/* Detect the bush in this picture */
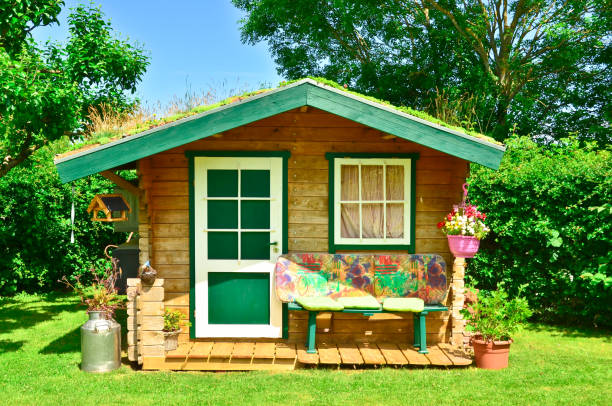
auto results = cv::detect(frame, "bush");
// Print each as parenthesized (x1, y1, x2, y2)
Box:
(461, 283, 532, 342)
(467, 136, 612, 328)
(0, 142, 124, 295)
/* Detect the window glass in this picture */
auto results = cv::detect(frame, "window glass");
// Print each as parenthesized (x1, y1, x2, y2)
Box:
(341, 165, 359, 200)
(334, 158, 411, 246)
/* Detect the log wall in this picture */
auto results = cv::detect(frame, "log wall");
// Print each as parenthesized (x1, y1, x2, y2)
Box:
(136, 107, 468, 344)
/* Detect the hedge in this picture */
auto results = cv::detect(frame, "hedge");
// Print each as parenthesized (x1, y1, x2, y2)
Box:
(467, 136, 612, 328)
(0, 143, 122, 295)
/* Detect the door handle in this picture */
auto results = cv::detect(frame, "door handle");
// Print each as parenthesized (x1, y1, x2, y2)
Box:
(268, 242, 278, 246)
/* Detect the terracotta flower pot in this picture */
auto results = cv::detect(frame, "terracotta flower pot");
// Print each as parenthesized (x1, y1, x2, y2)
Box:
(471, 336, 512, 370)
(447, 235, 480, 258)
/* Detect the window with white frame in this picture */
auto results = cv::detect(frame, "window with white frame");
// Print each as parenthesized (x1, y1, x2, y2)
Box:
(331, 157, 413, 248)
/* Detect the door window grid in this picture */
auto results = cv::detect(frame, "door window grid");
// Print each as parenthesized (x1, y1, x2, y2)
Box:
(335, 158, 410, 244)
(205, 168, 272, 260)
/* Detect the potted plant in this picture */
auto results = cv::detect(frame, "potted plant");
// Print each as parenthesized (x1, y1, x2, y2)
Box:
(163, 309, 183, 351)
(461, 283, 532, 369)
(60, 257, 125, 372)
(438, 204, 490, 257)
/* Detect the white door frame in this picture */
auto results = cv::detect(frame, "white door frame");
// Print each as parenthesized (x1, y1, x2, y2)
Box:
(193, 156, 283, 338)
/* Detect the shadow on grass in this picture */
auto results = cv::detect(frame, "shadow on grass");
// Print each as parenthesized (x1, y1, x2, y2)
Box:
(526, 323, 612, 343)
(39, 308, 128, 355)
(0, 339, 25, 352)
(40, 326, 81, 354)
(0, 293, 82, 336)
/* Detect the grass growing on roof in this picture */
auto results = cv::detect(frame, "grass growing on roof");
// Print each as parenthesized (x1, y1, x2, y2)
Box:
(60, 77, 501, 158)
(1, 293, 611, 405)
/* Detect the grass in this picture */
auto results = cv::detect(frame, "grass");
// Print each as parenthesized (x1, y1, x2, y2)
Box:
(1, 293, 611, 406)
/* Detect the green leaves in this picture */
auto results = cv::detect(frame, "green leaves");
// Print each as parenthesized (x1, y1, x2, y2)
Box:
(461, 283, 532, 342)
(547, 230, 563, 248)
(0, 143, 119, 295)
(0, 2, 149, 178)
(467, 136, 612, 328)
(233, 0, 611, 143)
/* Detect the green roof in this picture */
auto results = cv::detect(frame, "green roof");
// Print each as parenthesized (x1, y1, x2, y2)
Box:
(54, 78, 505, 182)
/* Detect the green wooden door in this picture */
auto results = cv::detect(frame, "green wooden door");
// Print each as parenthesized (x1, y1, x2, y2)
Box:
(193, 157, 283, 338)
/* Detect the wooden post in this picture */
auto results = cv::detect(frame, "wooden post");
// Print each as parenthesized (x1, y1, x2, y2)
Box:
(450, 257, 467, 347)
(126, 277, 165, 365)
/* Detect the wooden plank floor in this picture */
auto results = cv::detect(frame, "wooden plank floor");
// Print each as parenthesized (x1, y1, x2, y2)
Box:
(143, 341, 472, 371)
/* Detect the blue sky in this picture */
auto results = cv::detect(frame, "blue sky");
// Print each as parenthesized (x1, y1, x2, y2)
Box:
(33, 1, 283, 106)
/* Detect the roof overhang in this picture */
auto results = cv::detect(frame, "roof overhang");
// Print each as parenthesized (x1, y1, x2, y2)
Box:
(55, 78, 505, 183)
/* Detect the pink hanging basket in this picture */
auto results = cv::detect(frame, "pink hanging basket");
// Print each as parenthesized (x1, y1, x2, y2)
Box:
(447, 235, 480, 258)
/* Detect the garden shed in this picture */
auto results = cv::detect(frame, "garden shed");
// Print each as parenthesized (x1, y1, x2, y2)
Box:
(55, 78, 505, 370)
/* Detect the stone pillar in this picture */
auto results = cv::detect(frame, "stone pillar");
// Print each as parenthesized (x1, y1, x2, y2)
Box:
(450, 257, 467, 346)
(126, 278, 165, 365)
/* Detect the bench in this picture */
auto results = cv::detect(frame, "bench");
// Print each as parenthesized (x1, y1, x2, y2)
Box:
(274, 253, 449, 354)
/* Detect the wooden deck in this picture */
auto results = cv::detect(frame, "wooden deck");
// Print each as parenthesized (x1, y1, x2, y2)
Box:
(142, 341, 472, 371)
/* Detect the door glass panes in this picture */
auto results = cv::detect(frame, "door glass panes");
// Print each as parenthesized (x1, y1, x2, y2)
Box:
(206, 169, 272, 260)
(207, 200, 238, 229)
(241, 200, 270, 229)
(208, 170, 238, 197)
(208, 232, 238, 259)
(241, 232, 270, 260)
(241, 170, 270, 197)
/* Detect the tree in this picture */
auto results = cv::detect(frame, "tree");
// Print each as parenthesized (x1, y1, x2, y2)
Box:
(0, 1, 149, 178)
(233, 0, 611, 142)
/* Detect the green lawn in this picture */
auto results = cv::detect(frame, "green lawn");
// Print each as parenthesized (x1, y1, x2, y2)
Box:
(1, 293, 611, 406)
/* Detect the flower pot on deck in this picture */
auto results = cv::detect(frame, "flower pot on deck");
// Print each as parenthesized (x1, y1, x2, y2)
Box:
(163, 330, 180, 351)
(447, 235, 480, 258)
(471, 336, 512, 370)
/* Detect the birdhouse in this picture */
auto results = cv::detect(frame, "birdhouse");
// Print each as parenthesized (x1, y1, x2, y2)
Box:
(87, 194, 131, 222)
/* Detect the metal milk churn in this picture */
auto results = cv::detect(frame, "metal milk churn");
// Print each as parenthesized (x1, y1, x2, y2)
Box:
(81, 311, 121, 372)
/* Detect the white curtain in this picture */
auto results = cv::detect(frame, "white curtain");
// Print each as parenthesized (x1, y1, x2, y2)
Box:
(386, 166, 404, 238)
(340, 164, 405, 239)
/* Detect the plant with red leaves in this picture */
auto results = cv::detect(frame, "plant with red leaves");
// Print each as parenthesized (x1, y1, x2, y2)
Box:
(60, 257, 124, 318)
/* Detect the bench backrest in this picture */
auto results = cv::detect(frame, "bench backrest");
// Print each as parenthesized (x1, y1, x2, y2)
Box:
(274, 253, 447, 305)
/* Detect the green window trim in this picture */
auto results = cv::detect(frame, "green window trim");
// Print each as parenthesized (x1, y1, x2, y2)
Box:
(325, 152, 419, 254)
(187, 150, 291, 339)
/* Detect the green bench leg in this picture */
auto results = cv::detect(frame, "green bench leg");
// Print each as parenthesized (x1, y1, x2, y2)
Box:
(418, 311, 429, 354)
(306, 311, 317, 354)
(413, 313, 420, 348)
(282, 303, 289, 340)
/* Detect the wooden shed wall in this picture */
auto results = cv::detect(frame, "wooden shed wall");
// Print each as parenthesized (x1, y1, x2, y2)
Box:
(137, 107, 467, 344)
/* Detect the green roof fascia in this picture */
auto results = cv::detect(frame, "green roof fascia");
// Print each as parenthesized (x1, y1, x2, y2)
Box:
(304, 83, 505, 169)
(55, 78, 505, 183)
(55, 83, 308, 183)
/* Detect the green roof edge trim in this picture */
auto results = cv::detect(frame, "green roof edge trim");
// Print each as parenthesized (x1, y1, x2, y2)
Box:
(55, 78, 505, 183)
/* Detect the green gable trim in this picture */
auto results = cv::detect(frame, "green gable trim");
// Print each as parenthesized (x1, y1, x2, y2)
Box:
(57, 86, 307, 183)
(325, 152, 419, 254)
(187, 151, 290, 339)
(55, 79, 504, 183)
(309, 85, 503, 170)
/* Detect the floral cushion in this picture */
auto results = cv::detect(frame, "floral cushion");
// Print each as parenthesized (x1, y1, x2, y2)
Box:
(382, 297, 425, 312)
(295, 296, 344, 311)
(275, 253, 447, 305)
(336, 296, 381, 309)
